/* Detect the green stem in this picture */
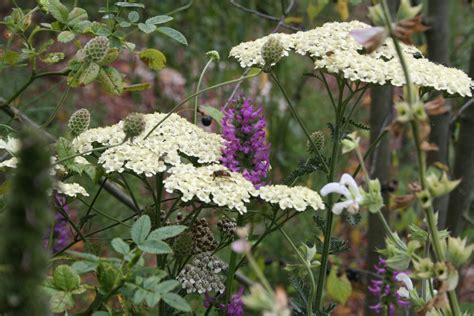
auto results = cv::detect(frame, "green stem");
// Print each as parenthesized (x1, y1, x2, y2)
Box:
(144, 70, 262, 139)
(222, 215, 244, 314)
(270, 70, 329, 173)
(194, 59, 213, 124)
(280, 228, 316, 316)
(54, 141, 125, 165)
(380, 2, 461, 315)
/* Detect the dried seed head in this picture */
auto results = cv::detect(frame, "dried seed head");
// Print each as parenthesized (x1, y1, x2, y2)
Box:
(68, 109, 91, 136)
(123, 113, 145, 139)
(84, 36, 110, 63)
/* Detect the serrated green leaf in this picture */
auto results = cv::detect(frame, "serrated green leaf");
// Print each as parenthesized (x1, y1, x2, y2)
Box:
(53, 265, 81, 292)
(111, 238, 130, 255)
(138, 48, 166, 70)
(157, 27, 187, 45)
(44, 288, 75, 313)
(97, 262, 121, 293)
(138, 239, 172, 254)
(115, 2, 145, 8)
(72, 260, 98, 274)
(1, 50, 21, 65)
(46, 0, 69, 24)
(200, 105, 223, 126)
(97, 66, 123, 95)
(138, 22, 156, 34)
(162, 292, 191, 312)
(131, 215, 151, 245)
(154, 280, 179, 293)
(79, 62, 100, 85)
(326, 269, 352, 305)
(99, 48, 120, 66)
(57, 31, 75, 43)
(67, 7, 88, 26)
(148, 225, 187, 240)
(145, 292, 161, 307)
(145, 15, 173, 25)
(133, 288, 147, 304)
(128, 11, 139, 23)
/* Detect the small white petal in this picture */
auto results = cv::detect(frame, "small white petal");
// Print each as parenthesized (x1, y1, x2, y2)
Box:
(321, 182, 351, 198)
(395, 273, 413, 290)
(397, 287, 410, 299)
(332, 200, 354, 215)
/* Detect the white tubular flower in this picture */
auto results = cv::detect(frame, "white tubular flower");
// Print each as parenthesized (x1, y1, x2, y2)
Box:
(320, 173, 362, 215)
(395, 272, 413, 299)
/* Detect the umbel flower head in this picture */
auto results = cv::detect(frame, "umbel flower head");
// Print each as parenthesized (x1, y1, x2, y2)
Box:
(230, 21, 473, 97)
(221, 97, 271, 188)
(177, 252, 226, 294)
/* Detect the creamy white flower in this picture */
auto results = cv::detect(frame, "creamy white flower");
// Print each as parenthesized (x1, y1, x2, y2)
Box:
(395, 272, 413, 299)
(164, 164, 256, 214)
(54, 181, 89, 197)
(0, 157, 18, 169)
(255, 185, 324, 212)
(0, 136, 20, 154)
(73, 112, 224, 177)
(230, 21, 473, 97)
(320, 173, 362, 215)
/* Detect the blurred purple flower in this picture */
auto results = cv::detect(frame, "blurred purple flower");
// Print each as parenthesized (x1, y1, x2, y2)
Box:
(221, 97, 271, 188)
(43, 194, 72, 252)
(220, 287, 245, 316)
(368, 256, 410, 315)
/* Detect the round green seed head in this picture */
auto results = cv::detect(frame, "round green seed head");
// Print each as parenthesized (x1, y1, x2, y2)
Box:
(84, 36, 110, 63)
(123, 113, 146, 139)
(261, 37, 284, 69)
(68, 108, 91, 136)
(173, 232, 193, 257)
(307, 130, 325, 154)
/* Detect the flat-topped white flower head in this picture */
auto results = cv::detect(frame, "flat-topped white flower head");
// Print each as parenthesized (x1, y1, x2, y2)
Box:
(72, 112, 225, 177)
(321, 173, 362, 215)
(230, 21, 473, 96)
(55, 181, 89, 197)
(164, 164, 257, 214)
(256, 185, 324, 212)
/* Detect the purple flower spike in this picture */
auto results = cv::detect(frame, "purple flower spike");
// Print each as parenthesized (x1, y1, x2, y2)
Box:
(43, 194, 72, 252)
(221, 97, 271, 188)
(220, 287, 245, 316)
(368, 256, 411, 315)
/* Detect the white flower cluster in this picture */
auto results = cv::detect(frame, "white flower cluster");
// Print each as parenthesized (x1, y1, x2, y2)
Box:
(55, 181, 89, 197)
(257, 184, 325, 212)
(164, 164, 325, 214)
(164, 164, 257, 214)
(73, 112, 224, 177)
(0, 137, 89, 197)
(230, 21, 473, 96)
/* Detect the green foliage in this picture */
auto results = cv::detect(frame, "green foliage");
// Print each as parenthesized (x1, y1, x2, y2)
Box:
(44, 216, 190, 313)
(326, 268, 352, 305)
(139, 48, 167, 70)
(0, 129, 52, 314)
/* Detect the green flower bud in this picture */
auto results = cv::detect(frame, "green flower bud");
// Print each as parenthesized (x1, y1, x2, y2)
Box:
(206, 50, 220, 61)
(446, 236, 473, 268)
(397, 0, 423, 21)
(360, 179, 384, 213)
(367, 4, 385, 26)
(341, 132, 360, 154)
(426, 171, 461, 198)
(416, 189, 431, 208)
(307, 131, 325, 155)
(413, 258, 434, 279)
(173, 232, 193, 257)
(395, 101, 412, 123)
(84, 36, 110, 63)
(68, 108, 91, 136)
(412, 100, 427, 122)
(261, 36, 284, 71)
(123, 113, 145, 139)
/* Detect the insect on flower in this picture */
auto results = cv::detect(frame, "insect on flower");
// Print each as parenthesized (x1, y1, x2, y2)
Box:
(212, 169, 232, 179)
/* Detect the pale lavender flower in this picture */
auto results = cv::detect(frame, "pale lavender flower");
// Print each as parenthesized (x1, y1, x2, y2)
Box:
(221, 97, 271, 188)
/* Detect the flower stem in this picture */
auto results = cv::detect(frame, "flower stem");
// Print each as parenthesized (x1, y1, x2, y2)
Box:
(280, 228, 315, 315)
(144, 70, 262, 139)
(222, 215, 244, 315)
(380, 1, 461, 315)
(194, 59, 213, 124)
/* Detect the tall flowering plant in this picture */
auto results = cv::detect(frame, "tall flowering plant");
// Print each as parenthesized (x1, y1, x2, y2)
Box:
(221, 97, 271, 188)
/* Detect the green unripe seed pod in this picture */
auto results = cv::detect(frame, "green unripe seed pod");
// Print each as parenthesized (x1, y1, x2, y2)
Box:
(68, 108, 91, 136)
(84, 36, 110, 63)
(123, 113, 145, 139)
